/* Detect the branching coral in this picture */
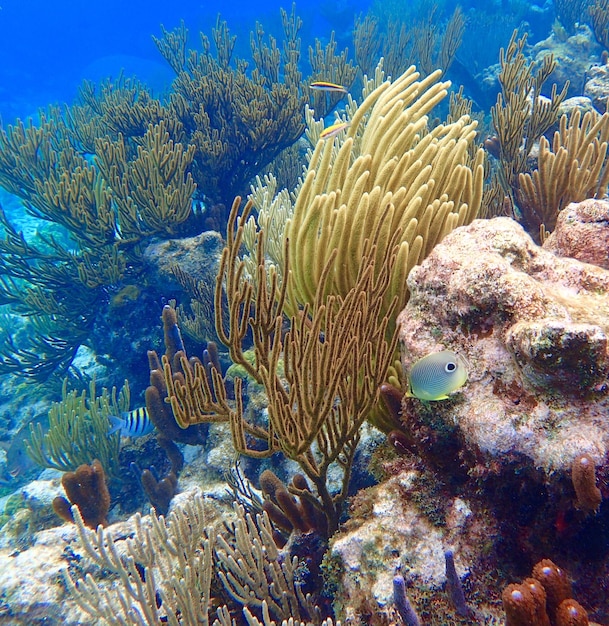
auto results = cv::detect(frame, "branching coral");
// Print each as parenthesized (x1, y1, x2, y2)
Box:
(517, 110, 609, 236)
(353, 6, 465, 80)
(66, 495, 328, 625)
(162, 196, 399, 535)
(0, 101, 194, 380)
(490, 30, 569, 226)
(25, 378, 124, 479)
(308, 32, 358, 114)
(554, 0, 594, 34)
(353, 14, 381, 79)
(0, 113, 125, 380)
(589, 0, 609, 49)
(216, 504, 318, 623)
(66, 495, 216, 625)
(0, 10, 355, 382)
(285, 64, 484, 326)
(169, 266, 222, 345)
(157, 10, 355, 217)
(94, 120, 196, 239)
(77, 76, 174, 141)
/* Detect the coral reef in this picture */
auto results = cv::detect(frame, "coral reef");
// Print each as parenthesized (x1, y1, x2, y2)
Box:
(326, 215, 609, 623)
(0, 105, 197, 381)
(66, 491, 218, 624)
(5, 8, 609, 626)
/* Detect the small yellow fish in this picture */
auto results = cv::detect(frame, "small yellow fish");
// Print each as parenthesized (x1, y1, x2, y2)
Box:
(407, 350, 468, 401)
(309, 81, 348, 93)
(320, 121, 350, 140)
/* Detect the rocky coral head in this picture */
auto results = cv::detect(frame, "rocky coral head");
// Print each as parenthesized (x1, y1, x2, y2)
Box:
(398, 216, 609, 472)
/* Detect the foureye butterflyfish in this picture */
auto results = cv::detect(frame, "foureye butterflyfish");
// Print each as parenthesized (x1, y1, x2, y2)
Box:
(407, 350, 468, 401)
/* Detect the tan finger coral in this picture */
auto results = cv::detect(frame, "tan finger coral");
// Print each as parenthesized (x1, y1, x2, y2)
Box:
(285, 65, 485, 324)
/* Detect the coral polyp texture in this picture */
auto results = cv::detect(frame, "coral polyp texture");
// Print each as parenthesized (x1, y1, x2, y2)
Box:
(398, 214, 609, 472)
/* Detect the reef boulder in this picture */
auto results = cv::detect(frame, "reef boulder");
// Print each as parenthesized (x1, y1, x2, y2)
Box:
(398, 216, 609, 472)
(543, 198, 609, 269)
(584, 62, 609, 114)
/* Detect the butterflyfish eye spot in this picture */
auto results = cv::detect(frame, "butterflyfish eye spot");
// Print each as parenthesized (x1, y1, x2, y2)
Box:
(445, 361, 457, 372)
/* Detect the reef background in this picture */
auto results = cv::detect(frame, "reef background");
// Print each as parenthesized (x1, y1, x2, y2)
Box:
(1, 0, 609, 624)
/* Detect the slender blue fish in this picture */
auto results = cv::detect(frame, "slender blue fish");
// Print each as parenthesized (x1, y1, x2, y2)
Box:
(309, 81, 348, 93)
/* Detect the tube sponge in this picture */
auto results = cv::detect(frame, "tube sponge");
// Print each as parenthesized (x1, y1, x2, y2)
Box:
(502, 583, 546, 626)
(571, 453, 602, 513)
(555, 599, 589, 626)
(531, 559, 572, 623)
(52, 459, 110, 529)
(444, 549, 471, 617)
(393, 573, 421, 626)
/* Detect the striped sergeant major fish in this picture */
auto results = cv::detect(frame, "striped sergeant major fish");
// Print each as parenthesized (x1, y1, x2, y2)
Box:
(108, 407, 154, 438)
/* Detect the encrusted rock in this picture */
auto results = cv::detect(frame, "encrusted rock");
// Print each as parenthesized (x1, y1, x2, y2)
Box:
(584, 62, 609, 113)
(0, 522, 92, 625)
(143, 230, 224, 288)
(557, 95, 599, 120)
(0, 486, 229, 624)
(543, 198, 609, 269)
(506, 321, 608, 389)
(398, 217, 609, 471)
(328, 469, 477, 622)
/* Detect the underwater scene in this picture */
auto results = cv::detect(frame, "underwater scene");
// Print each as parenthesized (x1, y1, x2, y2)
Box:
(1, 0, 609, 623)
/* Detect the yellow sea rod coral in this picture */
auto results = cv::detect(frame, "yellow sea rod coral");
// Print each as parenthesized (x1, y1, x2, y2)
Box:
(285, 65, 485, 319)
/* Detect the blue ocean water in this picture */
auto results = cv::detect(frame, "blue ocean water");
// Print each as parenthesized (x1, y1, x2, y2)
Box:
(0, 0, 373, 122)
(0, 0, 559, 123)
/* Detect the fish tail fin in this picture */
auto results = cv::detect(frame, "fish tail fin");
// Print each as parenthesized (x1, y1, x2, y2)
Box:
(107, 415, 123, 435)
